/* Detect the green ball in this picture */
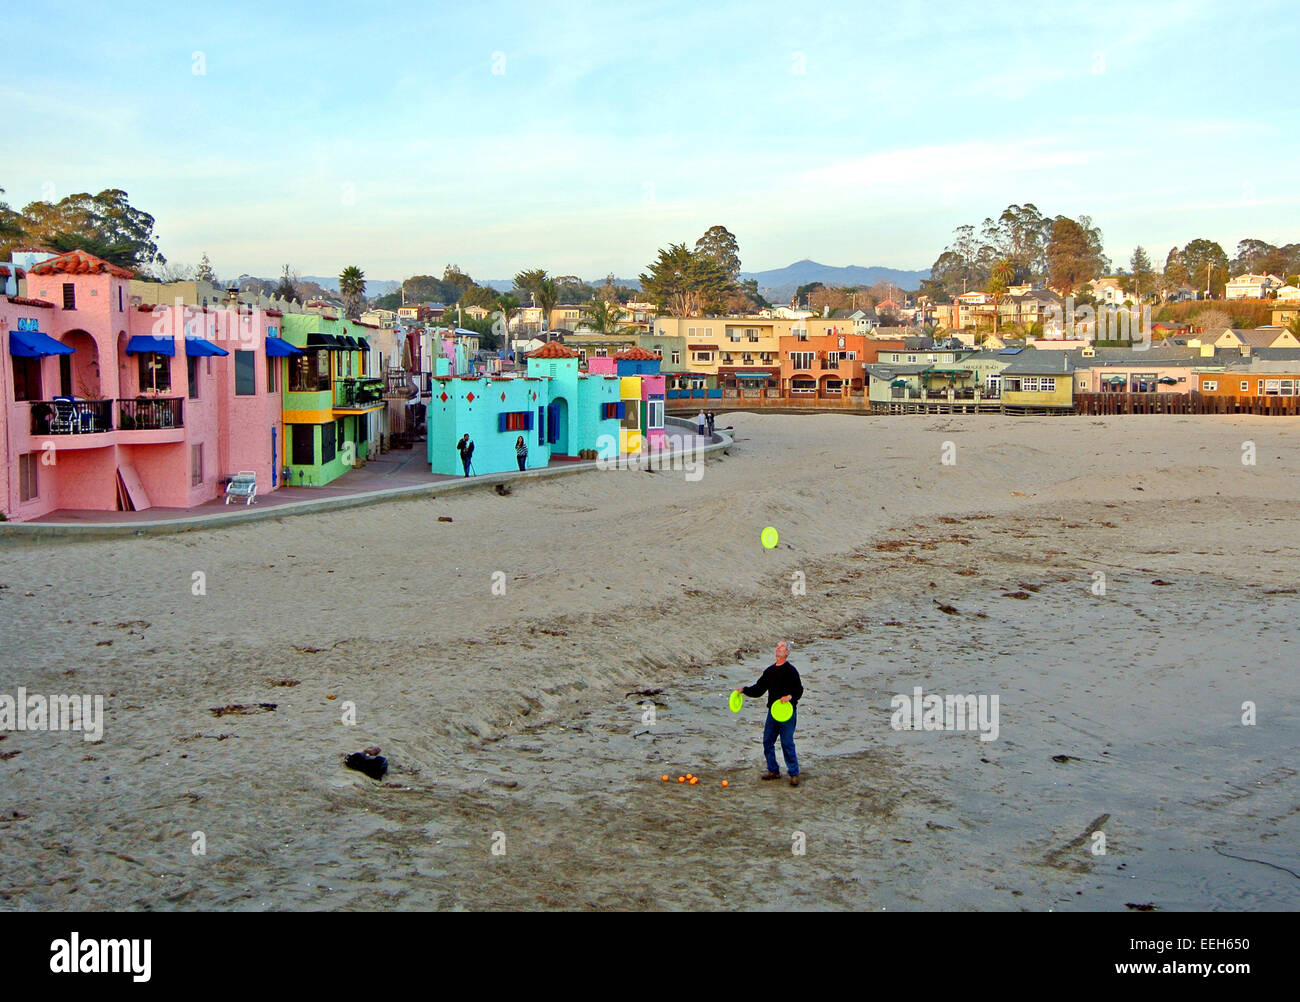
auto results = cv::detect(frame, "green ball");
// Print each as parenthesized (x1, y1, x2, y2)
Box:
(761, 526, 779, 549)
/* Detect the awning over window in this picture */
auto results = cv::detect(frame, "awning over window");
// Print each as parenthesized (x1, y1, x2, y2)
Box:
(126, 335, 176, 356)
(306, 332, 339, 350)
(9, 329, 74, 358)
(736, 371, 772, 379)
(341, 336, 360, 350)
(355, 337, 371, 351)
(265, 338, 302, 357)
(184, 336, 229, 357)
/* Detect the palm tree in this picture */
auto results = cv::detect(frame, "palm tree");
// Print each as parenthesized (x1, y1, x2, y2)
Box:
(495, 293, 521, 350)
(535, 278, 559, 336)
(339, 265, 366, 320)
(987, 258, 1014, 333)
(585, 298, 635, 335)
(1283, 314, 1300, 340)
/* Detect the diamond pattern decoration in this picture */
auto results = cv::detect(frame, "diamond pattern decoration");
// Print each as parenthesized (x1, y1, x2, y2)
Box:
(439, 392, 448, 402)
(501, 392, 506, 402)
(466, 392, 475, 403)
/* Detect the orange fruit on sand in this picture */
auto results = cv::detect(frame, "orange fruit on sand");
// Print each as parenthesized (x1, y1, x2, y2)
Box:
(678, 776, 685, 783)
(661, 775, 669, 782)
(689, 777, 698, 785)
(721, 780, 729, 787)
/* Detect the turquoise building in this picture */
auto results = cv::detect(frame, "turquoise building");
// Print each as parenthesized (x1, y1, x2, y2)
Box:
(426, 342, 622, 475)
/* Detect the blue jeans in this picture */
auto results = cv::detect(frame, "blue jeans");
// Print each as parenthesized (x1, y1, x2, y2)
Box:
(763, 706, 798, 776)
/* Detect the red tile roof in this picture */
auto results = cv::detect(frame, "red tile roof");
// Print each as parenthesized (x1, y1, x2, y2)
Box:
(265, 309, 283, 318)
(28, 249, 134, 279)
(7, 296, 55, 308)
(526, 341, 582, 359)
(613, 346, 661, 360)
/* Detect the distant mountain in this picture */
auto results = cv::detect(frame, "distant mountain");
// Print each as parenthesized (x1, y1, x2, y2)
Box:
(477, 277, 643, 294)
(740, 259, 928, 302)
(300, 275, 402, 297)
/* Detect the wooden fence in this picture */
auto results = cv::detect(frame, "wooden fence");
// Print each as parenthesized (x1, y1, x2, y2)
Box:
(1075, 393, 1300, 416)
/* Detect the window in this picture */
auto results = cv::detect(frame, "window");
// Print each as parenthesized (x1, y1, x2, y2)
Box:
(19, 453, 38, 502)
(601, 401, 621, 420)
(235, 351, 256, 395)
(59, 354, 72, 397)
(824, 353, 839, 370)
(62, 283, 75, 309)
(593, 349, 606, 358)
(671, 350, 680, 365)
(187, 356, 201, 399)
(791, 351, 814, 370)
(289, 349, 331, 391)
(291, 424, 314, 465)
(1038, 377, 1055, 392)
(693, 351, 712, 362)
(1241, 381, 1249, 392)
(191, 443, 203, 486)
(13, 356, 42, 401)
(746, 328, 759, 341)
(266, 356, 277, 392)
(647, 399, 664, 429)
(357, 414, 368, 441)
(321, 421, 336, 464)
(118, 286, 123, 312)
(1201, 380, 1218, 391)
(500, 411, 531, 432)
(621, 403, 639, 430)
(906, 355, 916, 363)
(138, 353, 171, 392)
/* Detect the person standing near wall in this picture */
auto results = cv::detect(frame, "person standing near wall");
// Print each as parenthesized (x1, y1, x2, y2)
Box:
(515, 435, 528, 471)
(458, 433, 475, 476)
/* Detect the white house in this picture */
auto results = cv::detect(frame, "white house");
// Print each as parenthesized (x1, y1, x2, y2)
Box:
(1225, 273, 1284, 300)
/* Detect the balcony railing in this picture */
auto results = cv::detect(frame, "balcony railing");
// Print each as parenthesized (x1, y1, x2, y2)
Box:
(29, 399, 114, 435)
(118, 397, 184, 431)
(335, 377, 385, 408)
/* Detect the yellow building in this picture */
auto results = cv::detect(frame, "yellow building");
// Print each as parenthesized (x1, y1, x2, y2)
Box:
(998, 353, 1076, 409)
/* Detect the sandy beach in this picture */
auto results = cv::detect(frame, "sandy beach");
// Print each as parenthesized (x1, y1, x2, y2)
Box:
(1, 412, 1297, 910)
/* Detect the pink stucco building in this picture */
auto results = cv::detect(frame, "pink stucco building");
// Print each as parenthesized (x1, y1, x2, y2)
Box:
(2, 250, 291, 521)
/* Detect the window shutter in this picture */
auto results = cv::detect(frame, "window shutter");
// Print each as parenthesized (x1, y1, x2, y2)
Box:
(498, 413, 508, 433)
(525, 411, 534, 430)
(537, 407, 545, 445)
(616, 400, 626, 419)
(547, 403, 559, 444)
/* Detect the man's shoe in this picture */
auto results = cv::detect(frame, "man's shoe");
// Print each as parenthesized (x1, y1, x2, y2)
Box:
(760, 771, 781, 780)
(789, 776, 800, 786)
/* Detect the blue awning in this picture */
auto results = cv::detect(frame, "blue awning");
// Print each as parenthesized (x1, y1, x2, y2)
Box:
(126, 335, 176, 356)
(265, 338, 302, 357)
(184, 336, 229, 357)
(735, 371, 771, 379)
(9, 330, 74, 358)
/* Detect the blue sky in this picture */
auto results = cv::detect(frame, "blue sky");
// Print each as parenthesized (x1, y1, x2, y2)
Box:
(2, 0, 1296, 282)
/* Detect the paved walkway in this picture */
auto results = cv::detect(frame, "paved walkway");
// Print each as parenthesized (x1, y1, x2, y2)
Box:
(4, 422, 725, 536)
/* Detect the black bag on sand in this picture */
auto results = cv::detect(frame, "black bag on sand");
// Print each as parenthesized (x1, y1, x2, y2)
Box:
(344, 751, 388, 780)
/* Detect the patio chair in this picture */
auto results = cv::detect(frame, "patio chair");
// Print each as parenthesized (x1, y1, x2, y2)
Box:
(224, 470, 258, 506)
(50, 397, 78, 434)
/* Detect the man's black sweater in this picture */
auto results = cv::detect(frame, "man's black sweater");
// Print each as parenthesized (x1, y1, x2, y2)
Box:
(742, 661, 803, 708)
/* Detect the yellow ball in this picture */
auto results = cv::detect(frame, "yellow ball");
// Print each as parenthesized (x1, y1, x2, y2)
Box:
(761, 526, 779, 549)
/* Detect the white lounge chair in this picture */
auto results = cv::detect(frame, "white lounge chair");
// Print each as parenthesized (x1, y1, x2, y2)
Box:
(224, 471, 258, 505)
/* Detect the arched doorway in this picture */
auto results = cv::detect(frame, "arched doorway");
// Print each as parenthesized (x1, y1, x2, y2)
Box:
(548, 396, 569, 455)
(60, 329, 101, 398)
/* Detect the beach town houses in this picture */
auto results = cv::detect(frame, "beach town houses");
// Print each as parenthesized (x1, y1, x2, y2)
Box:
(425, 341, 622, 476)
(997, 351, 1077, 411)
(1225, 273, 1284, 300)
(1200, 328, 1300, 352)
(587, 347, 666, 454)
(2, 250, 289, 521)
(277, 312, 384, 487)
(1193, 351, 1300, 397)
(780, 328, 869, 398)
